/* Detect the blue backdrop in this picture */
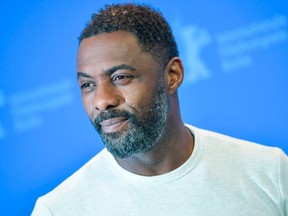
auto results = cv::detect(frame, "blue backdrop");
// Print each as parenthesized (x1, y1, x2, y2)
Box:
(1, 0, 287, 215)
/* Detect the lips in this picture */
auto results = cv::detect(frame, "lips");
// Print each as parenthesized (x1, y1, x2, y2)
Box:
(99, 117, 129, 133)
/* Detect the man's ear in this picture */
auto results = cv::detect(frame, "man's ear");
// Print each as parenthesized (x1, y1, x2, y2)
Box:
(164, 57, 184, 95)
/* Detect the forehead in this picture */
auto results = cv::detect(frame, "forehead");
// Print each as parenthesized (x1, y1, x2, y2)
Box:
(77, 31, 150, 69)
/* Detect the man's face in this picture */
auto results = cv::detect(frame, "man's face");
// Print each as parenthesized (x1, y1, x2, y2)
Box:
(77, 31, 170, 158)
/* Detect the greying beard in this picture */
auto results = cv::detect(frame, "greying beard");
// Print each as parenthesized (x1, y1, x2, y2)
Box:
(91, 79, 169, 158)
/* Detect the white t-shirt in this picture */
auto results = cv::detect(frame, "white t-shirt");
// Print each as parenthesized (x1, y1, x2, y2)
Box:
(32, 125, 288, 216)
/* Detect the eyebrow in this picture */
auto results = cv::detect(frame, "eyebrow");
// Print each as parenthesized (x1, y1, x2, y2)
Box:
(77, 64, 136, 80)
(105, 64, 136, 75)
(77, 72, 93, 80)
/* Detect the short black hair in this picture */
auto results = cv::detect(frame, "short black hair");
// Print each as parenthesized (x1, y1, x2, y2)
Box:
(79, 3, 179, 66)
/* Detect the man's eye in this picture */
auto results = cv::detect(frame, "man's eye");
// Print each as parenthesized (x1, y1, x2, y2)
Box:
(81, 82, 94, 89)
(113, 75, 127, 81)
(112, 74, 133, 82)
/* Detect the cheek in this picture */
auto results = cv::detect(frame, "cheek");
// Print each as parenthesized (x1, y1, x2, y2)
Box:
(81, 95, 95, 119)
(123, 87, 154, 112)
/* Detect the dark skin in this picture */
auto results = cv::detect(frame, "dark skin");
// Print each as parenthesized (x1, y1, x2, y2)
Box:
(77, 31, 194, 176)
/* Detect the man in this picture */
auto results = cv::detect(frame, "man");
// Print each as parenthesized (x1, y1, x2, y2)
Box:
(32, 3, 288, 215)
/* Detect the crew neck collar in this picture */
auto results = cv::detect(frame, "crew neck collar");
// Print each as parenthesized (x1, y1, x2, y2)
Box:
(105, 124, 203, 185)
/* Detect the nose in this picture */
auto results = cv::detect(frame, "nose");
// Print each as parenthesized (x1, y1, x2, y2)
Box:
(93, 82, 120, 111)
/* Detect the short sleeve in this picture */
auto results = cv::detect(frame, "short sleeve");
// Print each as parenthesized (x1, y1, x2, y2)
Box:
(31, 198, 53, 216)
(279, 150, 288, 216)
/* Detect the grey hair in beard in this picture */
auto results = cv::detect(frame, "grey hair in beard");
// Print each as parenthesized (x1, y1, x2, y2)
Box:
(91, 76, 169, 158)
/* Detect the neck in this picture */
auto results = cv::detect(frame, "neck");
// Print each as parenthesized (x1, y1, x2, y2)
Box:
(115, 121, 194, 176)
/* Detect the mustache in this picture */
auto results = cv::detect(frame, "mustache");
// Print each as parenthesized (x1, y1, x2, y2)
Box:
(93, 109, 132, 126)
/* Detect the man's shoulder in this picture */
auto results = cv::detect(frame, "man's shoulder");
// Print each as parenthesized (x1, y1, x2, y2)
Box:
(187, 124, 286, 165)
(38, 148, 112, 205)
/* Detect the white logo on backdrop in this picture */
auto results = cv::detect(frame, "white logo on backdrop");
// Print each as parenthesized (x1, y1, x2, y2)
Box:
(216, 15, 288, 72)
(174, 15, 288, 83)
(10, 79, 74, 133)
(178, 26, 212, 82)
(0, 79, 75, 139)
